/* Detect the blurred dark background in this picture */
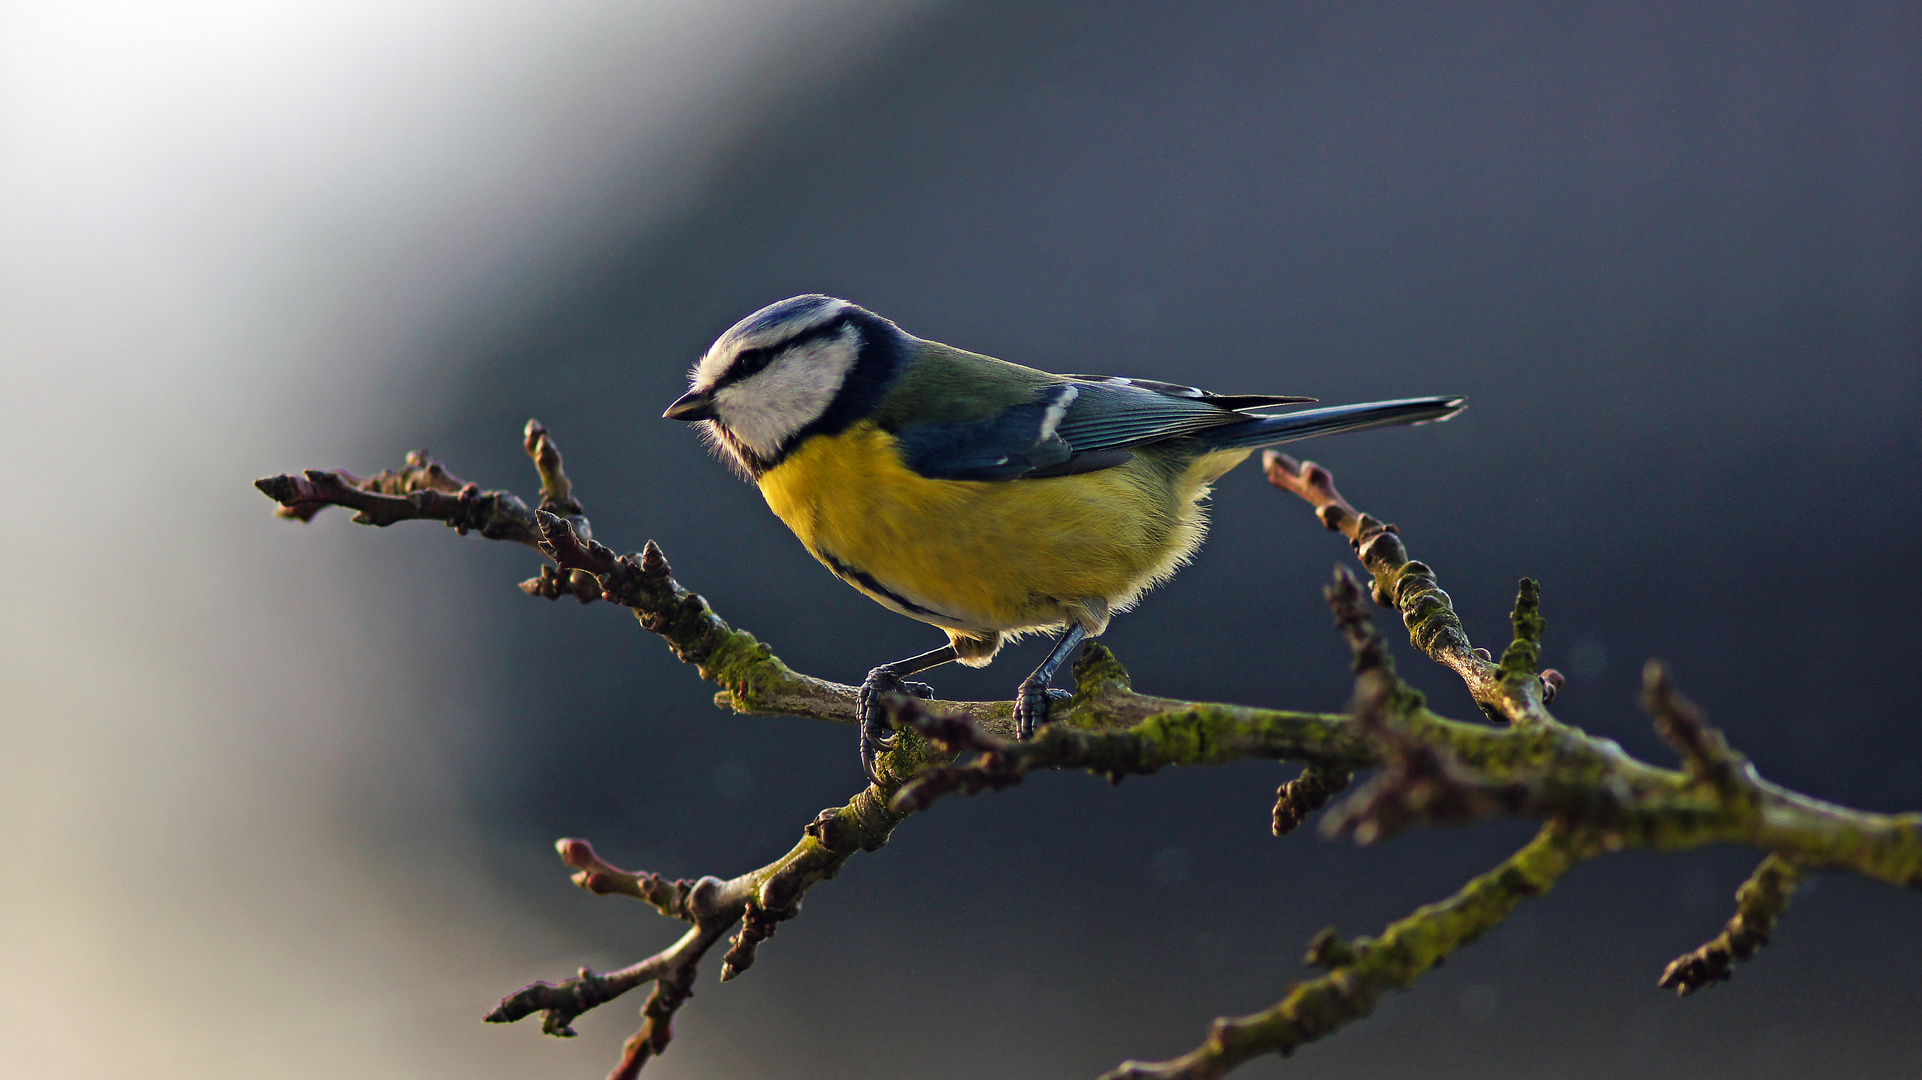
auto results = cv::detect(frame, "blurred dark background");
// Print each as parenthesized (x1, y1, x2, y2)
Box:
(6, 2, 1916, 1078)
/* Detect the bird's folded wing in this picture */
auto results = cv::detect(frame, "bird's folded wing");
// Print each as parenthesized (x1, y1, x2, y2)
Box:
(1062, 374, 1315, 413)
(889, 383, 1079, 480)
(891, 377, 1291, 481)
(1048, 378, 1255, 452)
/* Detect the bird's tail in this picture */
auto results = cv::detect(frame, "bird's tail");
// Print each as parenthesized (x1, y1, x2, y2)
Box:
(1196, 396, 1465, 451)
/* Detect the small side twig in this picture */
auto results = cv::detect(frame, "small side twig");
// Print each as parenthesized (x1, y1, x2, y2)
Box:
(485, 922, 722, 1040)
(1659, 854, 1804, 996)
(524, 419, 586, 522)
(1643, 659, 1749, 799)
(487, 779, 914, 1072)
(1264, 452, 1559, 725)
(1317, 568, 1551, 844)
(1272, 765, 1353, 836)
(719, 900, 781, 980)
(255, 453, 543, 542)
(1103, 823, 1597, 1080)
(518, 419, 602, 601)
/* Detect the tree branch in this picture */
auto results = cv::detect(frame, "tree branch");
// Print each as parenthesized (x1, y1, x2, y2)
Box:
(485, 777, 913, 1073)
(255, 452, 544, 541)
(1642, 658, 1749, 800)
(256, 424, 1922, 1080)
(1263, 452, 1557, 725)
(1102, 823, 1597, 1080)
(1272, 764, 1353, 837)
(1659, 854, 1804, 996)
(888, 649, 1377, 815)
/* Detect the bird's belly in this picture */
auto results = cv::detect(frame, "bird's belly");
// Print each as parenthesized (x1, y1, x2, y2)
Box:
(756, 423, 1243, 633)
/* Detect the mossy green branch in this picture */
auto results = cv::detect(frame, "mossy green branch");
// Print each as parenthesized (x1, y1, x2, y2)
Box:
(1265, 452, 1556, 726)
(1104, 823, 1596, 1080)
(1661, 854, 1805, 995)
(1273, 764, 1354, 836)
(1497, 577, 1545, 684)
(888, 668, 1380, 812)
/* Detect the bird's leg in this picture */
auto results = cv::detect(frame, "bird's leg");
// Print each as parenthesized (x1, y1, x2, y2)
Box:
(1013, 624, 1087, 739)
(858, 644, 957, 781)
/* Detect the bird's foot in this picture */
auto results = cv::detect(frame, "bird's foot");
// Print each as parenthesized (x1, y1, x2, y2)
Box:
(1013, 683, 1074, 739)
(858, 667, 936, 782)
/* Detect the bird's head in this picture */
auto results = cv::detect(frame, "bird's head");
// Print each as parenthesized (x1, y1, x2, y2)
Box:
(665, 295, 906, 476)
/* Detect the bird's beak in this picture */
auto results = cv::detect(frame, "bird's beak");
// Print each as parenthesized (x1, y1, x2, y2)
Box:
(663, 389, 717, 422)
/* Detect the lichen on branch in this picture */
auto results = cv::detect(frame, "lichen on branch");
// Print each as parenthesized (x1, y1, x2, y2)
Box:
(1659, 854, 1804, 996)
(1103, 823, 1597, 1080)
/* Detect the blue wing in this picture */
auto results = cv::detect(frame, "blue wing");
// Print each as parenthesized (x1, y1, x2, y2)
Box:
(893, 378, 1258, 481)
(891, 373, 1458, 482)
(892, 384, 1080, 481)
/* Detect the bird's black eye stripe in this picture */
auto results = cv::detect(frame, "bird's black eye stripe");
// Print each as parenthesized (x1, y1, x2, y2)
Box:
(712, 313, 854, 389)
(727, 346, 776, 382)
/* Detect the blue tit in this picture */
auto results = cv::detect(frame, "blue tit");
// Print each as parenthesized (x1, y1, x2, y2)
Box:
(664, 295, 1463, 779)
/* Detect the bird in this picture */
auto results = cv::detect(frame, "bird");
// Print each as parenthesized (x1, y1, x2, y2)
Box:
(663, 295, 1462, 780)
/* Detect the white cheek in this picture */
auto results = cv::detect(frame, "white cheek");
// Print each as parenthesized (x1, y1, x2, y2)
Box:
(715, 331, 856, 457)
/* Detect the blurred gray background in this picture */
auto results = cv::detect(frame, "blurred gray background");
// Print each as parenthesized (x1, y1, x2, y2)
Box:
(3, 2, 1918, 1078)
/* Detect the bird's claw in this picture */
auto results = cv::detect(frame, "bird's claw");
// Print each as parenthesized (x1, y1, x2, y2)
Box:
(1014, 684, 1073, 739)
(857, 669, 936, 782)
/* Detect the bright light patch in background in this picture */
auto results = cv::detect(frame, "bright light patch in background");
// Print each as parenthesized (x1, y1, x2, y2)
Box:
(0, 2, 938, 1077)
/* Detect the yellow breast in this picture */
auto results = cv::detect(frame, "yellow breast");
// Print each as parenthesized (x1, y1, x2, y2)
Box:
(756, 422, 1247, 634)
